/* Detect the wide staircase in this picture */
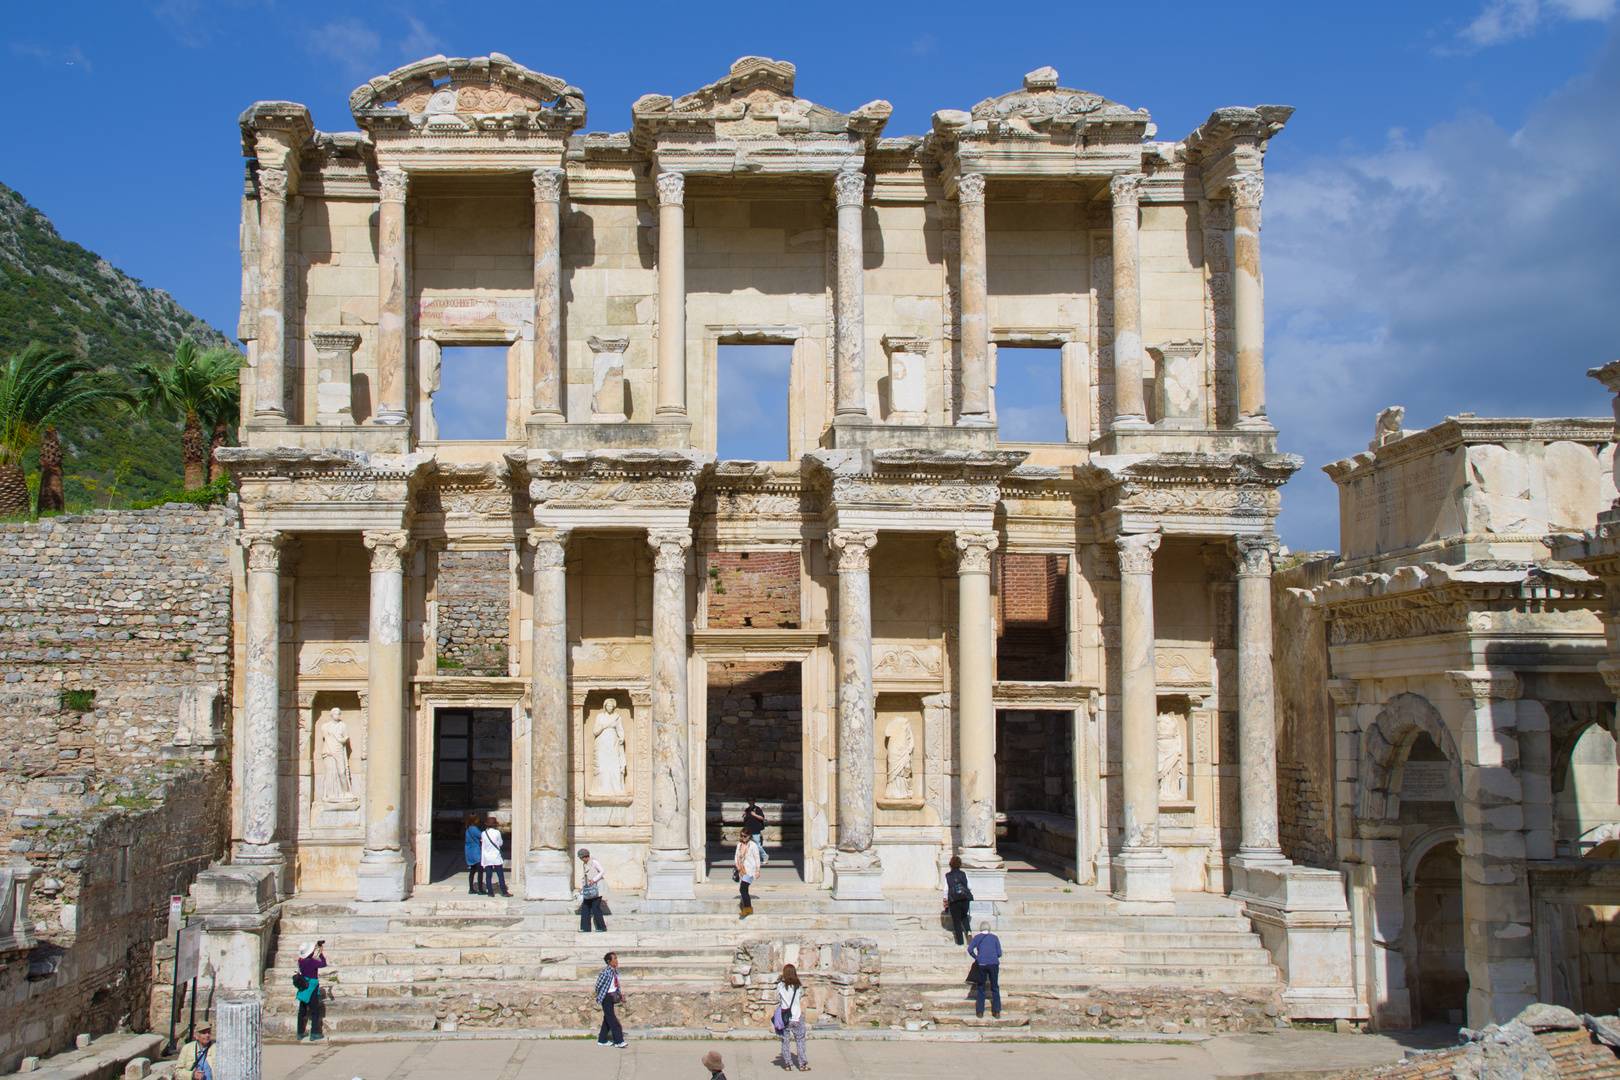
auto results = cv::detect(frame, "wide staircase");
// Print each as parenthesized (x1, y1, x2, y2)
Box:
(263, 872, 1282, 1037)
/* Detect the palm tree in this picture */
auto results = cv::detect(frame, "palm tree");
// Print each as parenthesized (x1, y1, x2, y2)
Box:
(37, 425, 65, 512)
(0, 344, 132, 517)
(135, 339, 246, 490)
(202, 378, 241, 484)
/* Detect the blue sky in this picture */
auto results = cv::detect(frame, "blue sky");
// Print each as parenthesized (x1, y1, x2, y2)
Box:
(4, 0, 1619, 550)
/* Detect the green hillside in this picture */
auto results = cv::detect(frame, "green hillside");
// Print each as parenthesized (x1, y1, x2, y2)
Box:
(0, 180, 236, 508)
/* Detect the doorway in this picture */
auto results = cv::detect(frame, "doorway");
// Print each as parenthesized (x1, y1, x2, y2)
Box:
(431, 707, 513, 883)
(1409, 840, 1467, 1024)
(705, 660, 804, 881)
(996, 709, 1076, 883)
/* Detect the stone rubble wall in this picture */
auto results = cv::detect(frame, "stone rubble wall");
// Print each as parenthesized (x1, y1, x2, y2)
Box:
(0, 507, 236, 1069)
(705, 662, 803, 821)
(1271, 555, 1339, 869)
(435, 549, 509, 674)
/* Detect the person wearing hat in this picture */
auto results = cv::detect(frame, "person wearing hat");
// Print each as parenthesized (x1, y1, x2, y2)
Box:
(701, 1050, 727, 1079)
(295, 941, 331, 1041)
(175, 1023, 212, 1080)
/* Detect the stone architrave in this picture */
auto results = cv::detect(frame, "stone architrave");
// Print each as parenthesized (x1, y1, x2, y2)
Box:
(525, 527, 573, 899)
(254, 168, 289, 423)
(531, 168, 566, 424)
(1113, 532, 1173, 902)
(356, 531, 411, 901)
(646, 528, 697, 900)
(833, 169, 869, 420)
(1231, 175, 1272, 431)
(828, 528, 882, 901)
(956, 173, 990, 425)
(374, 167, 409, 425)
(588, 336, 630, 422)
(235, 531, 285, 886)
(1110, 173, 1149, 430)
(953, 530, 1007, 902)
(655, 172, 687, 418)
(311, 330, 360, 425)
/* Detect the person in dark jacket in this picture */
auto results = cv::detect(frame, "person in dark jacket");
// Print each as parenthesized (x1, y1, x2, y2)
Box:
(942, 855, 973, 945)
(464, 813, 485, 894)
(968, 922, 1002, 1019)
(295, 941, 331, 1040)
(742, 799, 766, 844)
(594, 951, 626, 1047)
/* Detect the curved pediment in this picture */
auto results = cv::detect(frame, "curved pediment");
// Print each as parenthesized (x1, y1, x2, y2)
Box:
(936, 66, 1148, 139)
(350, 53, 584, 130)
(633, 56, 890, 145)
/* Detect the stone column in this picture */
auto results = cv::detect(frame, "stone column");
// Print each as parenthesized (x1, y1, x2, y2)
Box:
(1113, 532, 1173, 902)
(1233, 535, 1286, 865)
(530, 168, 566, 424)
(953, 530, 1006, 901)
(956, 173, 990, 424)
(833, 170, 869, 419)
(1447, 669, 1536, 1027)
(829, 529, 882, 900)
(312, 331, 359, 426)
(253, 168, 288, 423)
(655, 172, 687, 418)
(374, 168, 410, 426)
(356, 531, 411, 901)
(524, 527, 573, 898)
(235, 532, 285, 884)
(646, 528, 696, 900)
(213, 991, 262, 1080)
(1231, 175, 1271, 431)
(1110, 173, 1148, 429)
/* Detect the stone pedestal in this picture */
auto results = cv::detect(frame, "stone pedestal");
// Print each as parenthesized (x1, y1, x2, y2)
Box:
(1113, 532, 1172, 903)
(235, 533, 285, 891)
(253, 168, 288, 424)
(829, 529, 882, 902)
(881, 335, 928, 424)
(829, 849, 884, 903)
(530, 168, 565, 424)
(1232, 860, 1361, 1019)
(655, 173, 687, 418)
(525, 528, 574, 899)
(645, 529, 696, 901)
(1109, 173, 1149, 430)
(1152, 339, 1205, 428)
(311, 331, 358, 425)
(953, 531, 1006, 902)
(357, 531, 411, 902)
(588, 336, 629, 423)
(955, 173, 990, 424)
(1231, 175, 1272, 432)
(0, 866, 40, 952)
(189, 867, 279, 990)
(834, 170, 868, 419)
(213, 992, 261, 1080)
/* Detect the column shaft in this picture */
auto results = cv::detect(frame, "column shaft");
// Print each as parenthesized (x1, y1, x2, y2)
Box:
(531, 169, 565, 423)
(834, 171, 868, 418)
(954, 531, 1007, 902)
(237, 533, 283, 876)
(525, 528, 572, 898)
(655, 173, 687, 417)
(357, 531, 410, 901)
(375, 168, 409, 426)
(646, 528, 695, 900)
(1110, 173, 1148, 429)
(957, 174, 990, 422)
(832, 530, 877, 852)
(1235, 536, 1283, 857)
(1114, 532, 1173, 902)
(254, 169, 288, 422)
(1231, 175, 1270, 429)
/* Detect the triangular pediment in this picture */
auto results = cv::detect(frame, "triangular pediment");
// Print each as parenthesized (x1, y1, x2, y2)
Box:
(351, 54, 584, 130)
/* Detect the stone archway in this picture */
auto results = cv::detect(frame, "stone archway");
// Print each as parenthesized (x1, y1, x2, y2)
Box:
(1405, 829, 1466, 1024)
(1354, 693, 1465, 826)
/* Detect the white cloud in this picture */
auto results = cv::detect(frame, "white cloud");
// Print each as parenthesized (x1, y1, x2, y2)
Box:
(1265, 30, 1620, 551)
(11, 41, 92, 73)
(304, 16, 444, 81)
(1460, 0, 1616, 47)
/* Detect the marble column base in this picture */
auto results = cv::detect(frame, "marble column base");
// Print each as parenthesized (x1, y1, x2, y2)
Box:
(958, 847, 1007, 904)
(523, 849, 575, 901)
(355, 850, 411, 903)
(829, 849, 884, 903)
(1234, 415, 1276, 433)
(1112, 846, 1175, 904)
(644, 852, 697, 903)
(1110, 415, 1152, 431)
(231, 842, 286, 898)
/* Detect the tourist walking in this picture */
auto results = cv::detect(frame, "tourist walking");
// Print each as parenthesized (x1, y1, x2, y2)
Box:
(175, 1022, 213, 1080)
(702, 1050, 728, 1078)
(968, 921, 1002, 1019)
(481, 816, 511, 897)
(594, 951, 627, 1047)
(734, 828, 761, 917)
(464, 813, 484, 894)
(294, 941, 331, 1040)
(579, 847, 608, 932)
(742, 799, 766, 844)
(942, 855, 973, 945)
(775, 963, 810, 1071)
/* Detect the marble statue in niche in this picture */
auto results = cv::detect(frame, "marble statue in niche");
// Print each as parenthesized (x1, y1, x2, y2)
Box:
(591, 698, 628, 796)
(319, 708, 357, 805)
(1157, 711, 1186, 802)
(884, 715, 915, 801)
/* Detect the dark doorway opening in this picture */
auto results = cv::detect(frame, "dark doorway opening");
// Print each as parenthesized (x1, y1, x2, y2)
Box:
(995, 708, 1076, 882)
(705, 660, 804, 881)
(431, 706, 512, 883)
(997, 553, 1068, 681)
(1410, 840, 1467, 1024)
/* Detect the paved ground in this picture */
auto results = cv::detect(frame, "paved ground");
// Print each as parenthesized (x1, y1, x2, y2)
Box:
(261, 1027, 1464, 1080)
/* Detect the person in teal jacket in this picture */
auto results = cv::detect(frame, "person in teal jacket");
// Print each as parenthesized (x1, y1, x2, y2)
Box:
(464, 812, 485, 894)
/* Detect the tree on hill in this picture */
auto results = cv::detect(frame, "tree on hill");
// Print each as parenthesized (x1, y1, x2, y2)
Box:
(134, 338, 245, 490)
(0, 343, 133, 517)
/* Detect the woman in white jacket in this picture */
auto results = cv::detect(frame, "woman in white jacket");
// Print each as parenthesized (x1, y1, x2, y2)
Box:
(775, 963, 808, 1071)
(734, 829, 761, 917)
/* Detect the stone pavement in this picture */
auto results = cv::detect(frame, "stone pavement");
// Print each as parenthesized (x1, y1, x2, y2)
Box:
(261, 1027, 1461, 1080)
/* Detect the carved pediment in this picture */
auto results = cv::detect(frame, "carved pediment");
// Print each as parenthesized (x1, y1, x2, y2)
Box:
(632, 56, 890, 148)
(351, 54, 585, 134)
(932, 67, 1148, 141)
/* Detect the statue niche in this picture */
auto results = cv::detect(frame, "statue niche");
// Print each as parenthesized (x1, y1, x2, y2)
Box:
(587, 697, 632, 804)
(319, 707, 359, 807)
(1157, 710, 1187, 803)
(877, 705, 922, 808)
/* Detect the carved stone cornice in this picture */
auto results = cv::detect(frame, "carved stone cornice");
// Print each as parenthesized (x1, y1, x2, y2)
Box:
(655, 171, 685, 207)
(240, 531, 285, 572)
(507, 448, 711, 509)
(1326, 679, 1359, 709)
(828, 529, 877, 573)
(952, 530, 999, 574)
(1230, 174, 1264, 210)
(1109, 172, 1142, 209)
(532, 167, 565, 203)
(956, 172, 985, 205)
(1446, 669, 1521, 702)
(1116, 532, 1160, 576)
(648, 528, 692, 573)
(1235, 535, 1280, 578)
(1323, 417, 1614, 483)
(378, 167, 408, 204)
(363, 530, 411, 574)
(349, 54, 585, 139)
(1079, 452, 1299, 526)
(833, 170, 866, 207)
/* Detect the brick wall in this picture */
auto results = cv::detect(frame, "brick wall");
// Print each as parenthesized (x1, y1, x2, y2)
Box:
(997, 553, 1066, 681)
(706, 551, 800, 629)
(706, 662, 802, 806)
(436, 549, 509, 674)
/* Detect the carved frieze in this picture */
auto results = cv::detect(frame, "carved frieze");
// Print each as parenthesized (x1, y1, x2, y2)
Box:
(831, 479, 1002, 508)
(873, 643, 944, 681)
(299, 646, 366, 676)
(1326, 597, 1469, 646)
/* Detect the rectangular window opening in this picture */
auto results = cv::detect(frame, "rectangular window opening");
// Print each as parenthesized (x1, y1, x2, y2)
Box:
(994, 346, 1065, 443)
(716, 344, 791, 462)
(434, 345, 509, 440)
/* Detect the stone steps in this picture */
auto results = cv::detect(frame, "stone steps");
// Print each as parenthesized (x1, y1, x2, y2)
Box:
(269, 928, 1263, 952)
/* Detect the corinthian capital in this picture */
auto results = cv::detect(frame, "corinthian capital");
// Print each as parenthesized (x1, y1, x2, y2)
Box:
(240, 530, 285, 572)
(648, 528, 692, 573)
(1115, 532, 1160, 576)
(1230, 174, 1264, 210)
(956, 172, 985, 205)
(363, 530, 411, 573)
(378, 167, 409, 204)
(257, 167, 288, 201)
(833, 169, 867, 208)
(827, 529, 878, 573)
(532, 167, 565, 203)
(1234, 535, 1281, 577)
(952, 530, 999, 574)
(655, 171, 685, 208)
(1110, 172, 1143, 209)
(525, 526, 572, 569)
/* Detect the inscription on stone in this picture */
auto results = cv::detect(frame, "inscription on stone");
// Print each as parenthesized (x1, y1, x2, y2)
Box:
(1399, 760, 1451, 802)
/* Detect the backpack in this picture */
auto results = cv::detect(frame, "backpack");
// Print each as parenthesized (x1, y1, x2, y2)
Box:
(292, 972, 308, 991)
(947, 870, 973, 904)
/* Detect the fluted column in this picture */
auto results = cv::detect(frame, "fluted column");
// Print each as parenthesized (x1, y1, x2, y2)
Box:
(1113, 532, 1173, 902)
(655, 172, 687, 418)
(530, 169, 565, 424)
(1110, 173, 1149, 430)
(1234, 535, 1285, 862)
(356, 530, 411, 901)
(236, 532, 285, 883)
(953, 530, 1006, 901)
(524, 527, 573, 898)
(828, 529, 882, 901)
(253, 168, 288, 423)
(1231, 175, 1271, 431)
(956, 173, 990, 424)
(375, 168, 410, 426)
(833, 170, 869, 419)
(646, 528, 696, 900)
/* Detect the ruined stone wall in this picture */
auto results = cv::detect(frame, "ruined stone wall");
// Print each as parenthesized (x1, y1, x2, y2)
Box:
(436, 549, 509, 674)
(1272, 555, 1338, 869)
(706, 551, 800, 629)
(705, 661, 802, 806)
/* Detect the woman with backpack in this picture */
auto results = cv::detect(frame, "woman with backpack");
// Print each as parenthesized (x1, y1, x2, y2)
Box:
(293, 941, 330, 1041)
(464, 813, 485, 894)
(774, 963, 809, 1071)
(943, 855, 974, 946)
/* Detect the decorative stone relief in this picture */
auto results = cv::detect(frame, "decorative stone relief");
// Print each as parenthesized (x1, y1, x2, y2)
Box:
(953, 530, 998, 573)
(881, 335, 929, 424)
(589, 697, 631, 801)
(378, 167, 408, 204)
(258, 167, 288, 200)
(364, 531, 410, 573)
(833, 169, 865, 207)
(882, 714, 915, 801)
(1157, 710, 1187, 802)
(956, 173, 985, 205)
(532, 167, 564, 203)
(827, 529, 877, 572)
(1116, 532, 1160, 576)
(656, 171, 685, 207)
